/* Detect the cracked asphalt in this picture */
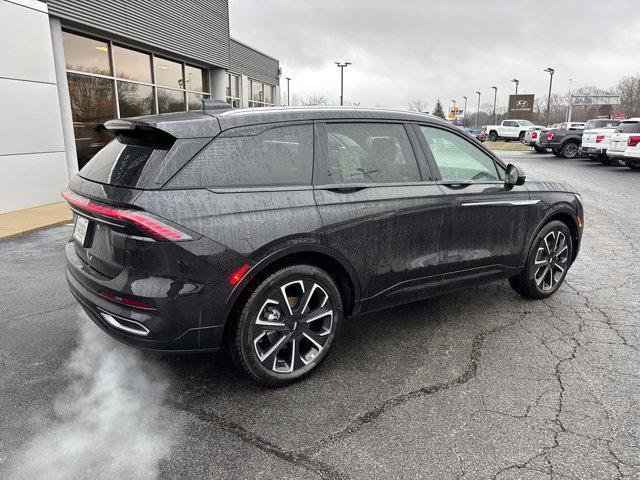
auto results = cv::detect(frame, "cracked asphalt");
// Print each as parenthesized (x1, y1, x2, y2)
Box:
(1, 151, 639, 479)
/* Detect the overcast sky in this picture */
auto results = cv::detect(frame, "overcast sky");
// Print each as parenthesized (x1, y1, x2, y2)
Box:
(229, 0, 640, 112)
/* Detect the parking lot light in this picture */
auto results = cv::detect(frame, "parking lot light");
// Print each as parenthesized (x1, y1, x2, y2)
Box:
(475, 91, 481, 128)
(544, 67, 555, 126)
(511, 78, 519, 96)
(491, 86, 497, 124)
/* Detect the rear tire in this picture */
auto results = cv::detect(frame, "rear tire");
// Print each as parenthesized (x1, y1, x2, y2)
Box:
(509, 221, 573, 299)
(625, 159, 640, 170)
(229, 265, 342, 386)
(488, 131, 498, 142)
(599, 155, 614, 165)
(533, 146, 543, 153)
(560, 142, 579, 159)
(519, 131, 526, 142)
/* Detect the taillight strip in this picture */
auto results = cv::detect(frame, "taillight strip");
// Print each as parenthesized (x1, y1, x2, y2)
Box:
(61, 190, 191, 241)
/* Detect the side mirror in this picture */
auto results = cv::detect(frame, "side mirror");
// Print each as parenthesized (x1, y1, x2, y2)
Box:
(505, 164, 526, 189)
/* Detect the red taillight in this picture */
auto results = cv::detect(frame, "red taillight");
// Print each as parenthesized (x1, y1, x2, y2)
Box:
(61, 190, 191, 241)
(595, 135, 605, 143)
(99, 290, 154, 310)
(532, 131, 538, 139)
(547, 132, 554, 140)
(229, 264, 251, 285)
(628, 136, 640, 147)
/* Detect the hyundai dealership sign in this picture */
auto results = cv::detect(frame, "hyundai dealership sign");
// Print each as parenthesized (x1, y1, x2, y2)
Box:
(507, 94, 535, 120)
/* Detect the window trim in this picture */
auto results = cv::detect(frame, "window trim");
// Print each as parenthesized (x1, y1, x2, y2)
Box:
(412, 123, 507, 184)
(248, 78, 276, 107)
(313, 120, 428, 188)
(225, 72, 242, 107)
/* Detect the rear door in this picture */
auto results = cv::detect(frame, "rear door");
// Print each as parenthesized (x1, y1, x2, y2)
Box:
(313, 121, 447, 309)
(415, 124, 533, 286)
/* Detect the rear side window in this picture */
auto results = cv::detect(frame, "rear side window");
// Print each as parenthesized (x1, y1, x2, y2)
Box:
(616, 122, 640, 134)
(169, 124, 313, 188)
(325, 123, 420, 184)
(79, 133, 173, 188)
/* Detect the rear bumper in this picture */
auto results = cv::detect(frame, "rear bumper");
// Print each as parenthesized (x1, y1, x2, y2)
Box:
(580, 146, 605, 156)
(65, 240, 225, 352)
(608, 149, 625, 158)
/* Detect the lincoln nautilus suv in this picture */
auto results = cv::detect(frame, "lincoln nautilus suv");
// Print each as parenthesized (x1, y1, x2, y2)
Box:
(64, 103, 584, 386)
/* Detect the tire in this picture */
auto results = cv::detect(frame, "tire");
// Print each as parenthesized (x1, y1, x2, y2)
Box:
(599, 155, 614, 165)
(625, 159, 640, 170)
(509, 220, 573, 299)
(552, 150, 562, 157)
(519, 131, 526, 142)
(229, 265, 343, 386)
(533, 146, 543, 153)
(560, 142, 579, 159)
(488, 131, 498, 142)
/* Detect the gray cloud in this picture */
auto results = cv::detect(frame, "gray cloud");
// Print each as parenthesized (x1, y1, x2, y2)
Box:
(230, 0, 640, 110)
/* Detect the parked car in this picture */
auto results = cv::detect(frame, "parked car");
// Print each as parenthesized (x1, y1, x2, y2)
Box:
(607, 118, 640, 167)
(522, 126, 548, 152)
(580, 118, 622, 164)
(463, 127, 487, 142)
(538, 122, 586, 158)
(484, 119, 545, 142)
(63, 106, 584, 386)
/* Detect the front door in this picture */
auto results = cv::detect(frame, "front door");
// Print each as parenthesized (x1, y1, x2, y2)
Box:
(415, 124, 533, 287)
(314, 121, 447, 311)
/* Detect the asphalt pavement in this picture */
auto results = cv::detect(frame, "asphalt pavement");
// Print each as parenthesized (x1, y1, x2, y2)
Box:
(1, 151, 639, 479)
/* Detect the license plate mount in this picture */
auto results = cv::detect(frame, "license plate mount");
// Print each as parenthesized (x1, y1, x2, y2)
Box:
(73, 215, 90, 247)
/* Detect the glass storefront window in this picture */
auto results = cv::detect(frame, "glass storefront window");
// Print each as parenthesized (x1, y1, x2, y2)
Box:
(62, 32, 111, 76)
(226, 73, 241, 108)
(158, 88, 185, 113)
(264, 85, 273, 104)
(251, 80, 264, 102)
(113, 46, 152, 83)
(117, 82, 154, 117)
(185, 65, 209, 93)
(154, 57, 184, 89)
(188, 93, 210, 111)
(67, 73, 116, 168)
(248, 80, 275, 107)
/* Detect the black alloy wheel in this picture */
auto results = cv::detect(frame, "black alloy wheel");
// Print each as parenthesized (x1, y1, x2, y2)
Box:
(561, 142, 579, 159)
(509, 221, 573, 299)
(229, 265, 342, 386)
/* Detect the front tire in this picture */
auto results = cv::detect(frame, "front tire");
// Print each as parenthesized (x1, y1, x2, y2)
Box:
(229, 265, 342, 386)
(625, 159, 640, 170)
(509, 221, 573, 299)
(488, 131, 498, 142)
(533, 146, 543, 153)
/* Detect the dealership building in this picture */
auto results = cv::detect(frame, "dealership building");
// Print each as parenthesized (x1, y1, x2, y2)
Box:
(1, 0, 281, 214)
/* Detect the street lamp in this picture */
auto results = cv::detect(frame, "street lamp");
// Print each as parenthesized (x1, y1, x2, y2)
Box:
(285, 77, 292, 106)
(451, 99, 456, 123)
(462, 96, 468, 126)
(491, 86, 498, 124)
(511, 78, 519, 96)
(544, 67, 555, 126)
(475, 91, 481, 128)
(335, 61, 351, 106)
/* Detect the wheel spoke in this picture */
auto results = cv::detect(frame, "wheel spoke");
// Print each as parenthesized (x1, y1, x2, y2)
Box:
(254, 321, 289, 334)
(535, 265, 549, 287)
(279, 280, 305, 316)
(301, 307, 333, 325)
(255, 332, 289, 363)
(303, 329, 329, 347)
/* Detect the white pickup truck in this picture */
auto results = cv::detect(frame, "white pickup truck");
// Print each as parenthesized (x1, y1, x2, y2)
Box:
(484, 120, 545, 142)
(580, 118, 622, 164)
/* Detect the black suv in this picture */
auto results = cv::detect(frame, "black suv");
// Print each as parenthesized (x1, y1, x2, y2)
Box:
(64, 105, 583, 386)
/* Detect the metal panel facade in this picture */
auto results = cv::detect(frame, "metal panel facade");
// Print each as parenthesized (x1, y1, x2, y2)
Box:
(230, 38, 280, 85)
(46, 0, 231, 68)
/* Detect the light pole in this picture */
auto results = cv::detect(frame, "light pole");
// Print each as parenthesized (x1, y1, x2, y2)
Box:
(285, 77, 292, 106)
(544, 67, 555, 126)
(491, 86, 497, 124)
(335, 61, 351, 106)
(462, 96, 468, 126)
(511, 78, 519, 96)
(451, 99, 456, 124)
(475, 91, 481, 128)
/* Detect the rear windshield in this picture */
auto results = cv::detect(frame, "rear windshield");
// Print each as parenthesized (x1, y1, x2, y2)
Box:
(616, 121, 640, 134)
(79, 132, 173, 188)
(585, 120, 621, 130)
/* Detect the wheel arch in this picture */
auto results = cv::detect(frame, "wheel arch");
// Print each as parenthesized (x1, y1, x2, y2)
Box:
(220, 245, 361, 344)
(521, 207, 580, 268)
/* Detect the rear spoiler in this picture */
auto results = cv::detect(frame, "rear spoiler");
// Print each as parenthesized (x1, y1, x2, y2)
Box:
(104, 111, 220, 139)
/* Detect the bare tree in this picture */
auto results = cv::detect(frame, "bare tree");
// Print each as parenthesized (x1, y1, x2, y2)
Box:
(291, 93, 330, 106)
(616, 74, 640, 118)
(407, 99, 429, 113)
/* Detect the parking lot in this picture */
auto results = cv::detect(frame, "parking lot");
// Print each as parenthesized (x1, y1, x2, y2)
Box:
(1, 151, 639, 479)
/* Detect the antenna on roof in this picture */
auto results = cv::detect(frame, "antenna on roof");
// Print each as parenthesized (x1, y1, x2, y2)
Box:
(202, 99, 232, 111)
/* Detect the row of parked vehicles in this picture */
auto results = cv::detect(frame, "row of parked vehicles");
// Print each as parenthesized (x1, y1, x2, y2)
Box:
(480, 117, 640, 169)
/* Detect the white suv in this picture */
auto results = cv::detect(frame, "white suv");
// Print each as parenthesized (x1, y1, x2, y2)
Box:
(607, 118, 640, 165)
(580, 118, 621, 164)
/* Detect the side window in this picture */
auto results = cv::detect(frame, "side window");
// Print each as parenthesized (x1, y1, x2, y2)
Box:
(325, 123, 420, 184)
(418, 126, 501, 182)
(169, 124, 313, 187)
(505, 121, 518, 127)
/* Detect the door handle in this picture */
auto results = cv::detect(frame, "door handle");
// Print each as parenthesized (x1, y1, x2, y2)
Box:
(324, 186, 369, 193)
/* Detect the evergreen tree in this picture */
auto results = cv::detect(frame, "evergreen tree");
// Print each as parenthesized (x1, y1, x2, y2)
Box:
(432, 99, 446, 119)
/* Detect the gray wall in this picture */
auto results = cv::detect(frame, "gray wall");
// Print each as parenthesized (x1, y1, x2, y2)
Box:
(45, 0, 231, 68)
(0, 0, 69, 213)
(230, 38, 280, 85)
